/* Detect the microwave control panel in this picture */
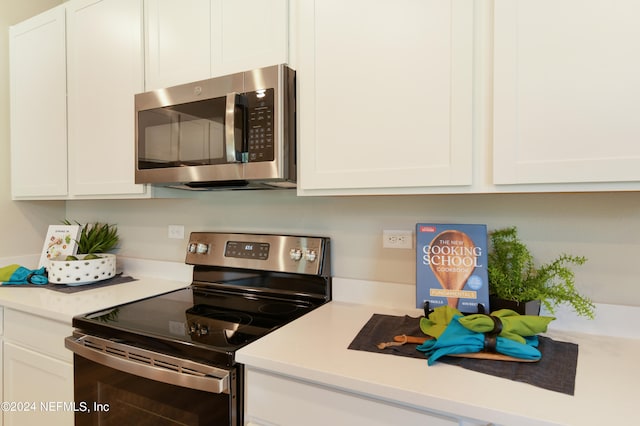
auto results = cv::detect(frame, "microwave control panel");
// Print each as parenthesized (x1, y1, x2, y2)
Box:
(247, 88, 274, 162)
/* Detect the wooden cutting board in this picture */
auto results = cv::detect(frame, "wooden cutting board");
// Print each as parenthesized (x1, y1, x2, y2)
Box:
(390, 335, 539, 363)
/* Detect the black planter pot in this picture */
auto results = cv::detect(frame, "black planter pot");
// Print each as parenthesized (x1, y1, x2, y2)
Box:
(489, 296, 541, 316)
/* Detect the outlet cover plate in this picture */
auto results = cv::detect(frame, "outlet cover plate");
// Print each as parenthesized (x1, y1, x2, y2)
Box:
(382, 230, 413, 249)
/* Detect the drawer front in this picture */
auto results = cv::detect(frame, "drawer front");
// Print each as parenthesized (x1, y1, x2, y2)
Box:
(4, 308, 72, 362)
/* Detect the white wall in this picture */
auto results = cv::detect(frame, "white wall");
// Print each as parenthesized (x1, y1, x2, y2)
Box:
(0, 0, 65, 258)
(66, 190, 640, 307)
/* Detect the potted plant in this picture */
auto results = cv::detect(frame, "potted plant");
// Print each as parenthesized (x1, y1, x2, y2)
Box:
(63, 220, 119, 257)
(48, 221, 120, 285)
(487, 226, 595, 319)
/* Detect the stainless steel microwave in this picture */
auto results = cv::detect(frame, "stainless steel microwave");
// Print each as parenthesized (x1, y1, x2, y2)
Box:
(135, 64, 296, 190)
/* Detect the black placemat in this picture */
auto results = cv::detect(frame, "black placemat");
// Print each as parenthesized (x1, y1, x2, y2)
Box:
(1, 274, 138, 293)
(348, 313, 578, 395)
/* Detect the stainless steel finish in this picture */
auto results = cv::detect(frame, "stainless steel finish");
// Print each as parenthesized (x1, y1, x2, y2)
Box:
(185, 232, 329, 276)
(68, 231, 329, 426)
(225, 92, 239, 163)
(65, 332, 231, 394)
(135, 64, 295, 189)
(136, 72, 242, 111)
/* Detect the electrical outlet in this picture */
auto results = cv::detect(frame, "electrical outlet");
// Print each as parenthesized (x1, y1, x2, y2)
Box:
(382, 230, 413, 249)
(168, 225, 185, 239)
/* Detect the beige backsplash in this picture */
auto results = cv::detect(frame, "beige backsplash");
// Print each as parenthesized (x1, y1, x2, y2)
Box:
(62, 191, 640, 308)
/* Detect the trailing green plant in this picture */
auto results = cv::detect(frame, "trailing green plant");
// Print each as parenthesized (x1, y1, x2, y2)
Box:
(64, 220, 119, 254)
(487, 227, 595, 319)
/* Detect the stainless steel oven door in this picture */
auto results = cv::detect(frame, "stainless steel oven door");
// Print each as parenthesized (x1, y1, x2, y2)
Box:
(65, 332, 239, 426)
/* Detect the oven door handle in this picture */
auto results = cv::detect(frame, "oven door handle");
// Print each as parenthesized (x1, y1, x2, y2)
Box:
(65, 333, 231, 394)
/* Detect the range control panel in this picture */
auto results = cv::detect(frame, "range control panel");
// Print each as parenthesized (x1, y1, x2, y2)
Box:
(224, 241, 270, 260)
(186, 232, 330, 276)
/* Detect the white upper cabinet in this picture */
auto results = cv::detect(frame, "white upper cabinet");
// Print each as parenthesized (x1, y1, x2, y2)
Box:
(12, 1, 640, 198)
(11, 0, 288, 200)
(66, 0, 148, 197)
(9, 6, 67, 199)
(493, 0, 640, 187)
(144, 0, 212, 90)
(144, 0, 288, 91)
(210, 0, 288, 77)
(295, 0, 475, 195)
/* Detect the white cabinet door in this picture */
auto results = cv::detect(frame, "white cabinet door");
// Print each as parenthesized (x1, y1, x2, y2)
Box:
(211, 0, 288, 77)
(144, 0, 211, 90)
(3, 342, 73, 426)
(9, 6, 67, 199)
(2, 309, 73, 425)
(67, 0, 147, 197)
(493, 0, 640, 185)
(296, 0, 474, 194)
(145, 0, 288, 91)
(245, 368, 464, 426)
(0, 306, 3, 423)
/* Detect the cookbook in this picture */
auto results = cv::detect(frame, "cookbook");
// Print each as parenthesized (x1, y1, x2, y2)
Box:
(39, 224, 81, 269)
(416, 223, 489, 313)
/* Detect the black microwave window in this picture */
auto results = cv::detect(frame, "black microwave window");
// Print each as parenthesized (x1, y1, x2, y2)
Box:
(138, 96, 245, 169)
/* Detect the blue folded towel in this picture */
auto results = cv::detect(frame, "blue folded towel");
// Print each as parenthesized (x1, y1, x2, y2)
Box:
(416, 314, 541, 365)
(0, 264, 48, 285)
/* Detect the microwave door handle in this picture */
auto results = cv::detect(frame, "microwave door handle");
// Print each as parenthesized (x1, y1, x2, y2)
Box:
(225, 92, 240, 162)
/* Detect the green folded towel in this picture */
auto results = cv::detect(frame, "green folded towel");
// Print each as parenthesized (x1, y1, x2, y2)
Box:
(417, 314, 542, 365)
(459, 309, 555, 344)
(419, 306, 463, 338)
(419, 306, 554, 344)
(0, 264, 48, 285)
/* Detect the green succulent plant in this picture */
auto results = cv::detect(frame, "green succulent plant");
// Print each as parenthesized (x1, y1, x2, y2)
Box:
(64, 220, 119, 254)
(487, 226, 595, 319)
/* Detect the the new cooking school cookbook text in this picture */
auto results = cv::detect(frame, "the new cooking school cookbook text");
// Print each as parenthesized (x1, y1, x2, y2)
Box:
(416, 223, 489, 313)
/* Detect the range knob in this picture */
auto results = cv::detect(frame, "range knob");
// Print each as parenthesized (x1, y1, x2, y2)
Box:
(196, 243, 209, 254)
(289, 248, 302, 261)
(189, 323, 209, 337)
(305, 249, 317, 262)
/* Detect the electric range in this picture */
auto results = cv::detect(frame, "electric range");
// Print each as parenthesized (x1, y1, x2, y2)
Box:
(66, 232, 331, 426)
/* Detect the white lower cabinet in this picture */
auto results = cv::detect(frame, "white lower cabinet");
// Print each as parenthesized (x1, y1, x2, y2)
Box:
(3, 343, 73, 426)
(244, 368, 489, 426)
(0, 307, 3, 426)
(2, 309, 73, 426)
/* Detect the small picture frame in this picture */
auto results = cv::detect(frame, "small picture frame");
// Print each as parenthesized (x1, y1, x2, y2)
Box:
(39, 225, 82, 269)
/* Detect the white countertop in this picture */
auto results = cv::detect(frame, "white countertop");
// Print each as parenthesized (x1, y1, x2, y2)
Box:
(236, 299, 640, 426)
(0, 256, 192, 323)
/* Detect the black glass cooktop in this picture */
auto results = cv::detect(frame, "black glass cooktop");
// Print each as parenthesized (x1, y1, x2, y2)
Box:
(73, 286, 321, 366)
(73, 233, 332, 366)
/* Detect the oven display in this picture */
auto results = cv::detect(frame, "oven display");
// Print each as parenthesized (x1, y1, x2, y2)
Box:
(225, 241, 270, 260)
